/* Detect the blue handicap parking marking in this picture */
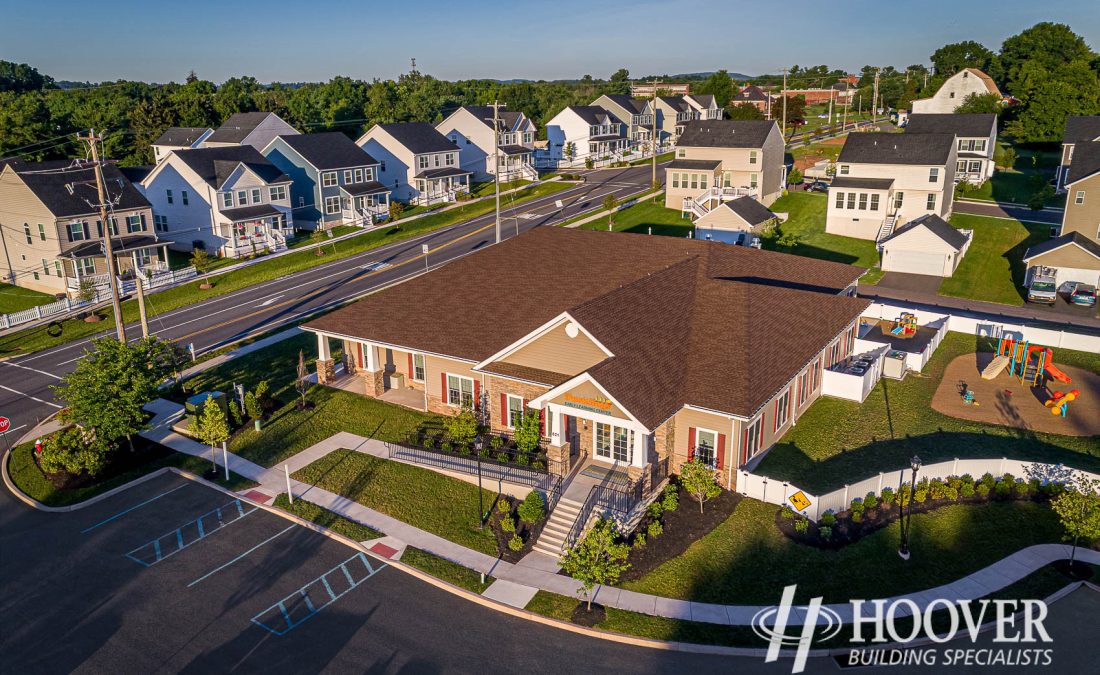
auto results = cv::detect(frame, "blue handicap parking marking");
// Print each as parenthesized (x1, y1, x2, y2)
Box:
(125, 499, 257, 567)
(250, 552, 386, 636)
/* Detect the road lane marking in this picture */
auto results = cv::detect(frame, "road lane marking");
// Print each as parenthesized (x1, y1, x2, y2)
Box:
(0, 361, 63, 380)
(0, 385, 62, 409)
(258, 295, 284, 307)
(81, 484, 190, 533)
(187, 524, 297, 587)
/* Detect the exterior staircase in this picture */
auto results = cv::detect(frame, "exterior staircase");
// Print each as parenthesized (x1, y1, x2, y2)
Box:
(681, 186, 758, 220)
(875, 216, 898, 243)
(532, 495, 583, 557)
(981, 355, 1010, 380)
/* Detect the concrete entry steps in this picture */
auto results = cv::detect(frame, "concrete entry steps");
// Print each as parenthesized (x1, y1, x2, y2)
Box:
(533, 496, 583, 557)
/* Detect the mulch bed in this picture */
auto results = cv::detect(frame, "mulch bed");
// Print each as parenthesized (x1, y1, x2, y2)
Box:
(570, 602, 606, 627)
(1051, 559, 1095, 581)
(36, 435, 175, 491)
(619, 485, 742, 582)
(488, 495, 548, 563)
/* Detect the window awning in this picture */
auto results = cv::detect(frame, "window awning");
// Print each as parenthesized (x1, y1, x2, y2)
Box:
(339, 181, 389, 196)
(415, 167, 472, 179)
(497, 145, 531, 156)
(63, 235, 167, 259)
(220, 204, 284, 222)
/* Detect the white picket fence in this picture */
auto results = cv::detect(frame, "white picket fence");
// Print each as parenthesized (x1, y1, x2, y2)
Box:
(738, 458, 1100, 522)
(0, 266, 197, 331)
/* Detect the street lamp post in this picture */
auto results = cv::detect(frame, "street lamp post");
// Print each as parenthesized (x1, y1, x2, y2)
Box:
(474, 436, 485, 529)
(898, 455, 922, 560)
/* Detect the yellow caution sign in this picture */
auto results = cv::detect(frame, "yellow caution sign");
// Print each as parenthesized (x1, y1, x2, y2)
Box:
(788, 491, 812, 511)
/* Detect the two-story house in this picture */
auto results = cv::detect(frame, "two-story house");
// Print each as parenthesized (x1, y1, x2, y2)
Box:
(139, 146, 294, 258)
(543, 106, 628, 166)
(152, 127, 213, 164)
(910, 68, 1001, 114)
(664, 119, 785, 218)
(906, 113, 997, 184)
(653, 96, 697, 145)
(263, 132, 387, 230)
(684, 94, 724, 120)
(731, 86, 773, 114)
(435, 106, 538, 182)
(826, 133, 957, 241)
(591, 95, 658, 148)
(356, 123, 470, 206)
(0, 160, 163, 297)
(1055, 116, 1100, 193)
(201, 112, 299, 151)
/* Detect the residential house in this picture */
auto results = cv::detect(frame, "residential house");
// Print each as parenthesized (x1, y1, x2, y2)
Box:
(356, 123, 470, 206)
(435, 106, 537, 182)
(139, 146, 294, 258)
(905, 113, 997, 184)
(731, 86, 773, 114)
(653, 96, 698, 144)
(151, 127, 212, 163)
(632, 82, 691, 97)
(910, 68, 1001, 114)
(664, 119, 785, 217)
(263, 132, 387, 230)
(1026, 141, 1100, 287)
(1022, 234, 1100, 290)
(202, 112, 299, 151)
(543, 106, 628, 166)
(0, 160, 163, 297)
(591, 94, 659, 148)
(683, 94, 724, 121)
(826, 133, 957, 241)
(879, 214, 972, 277)
(303, 227, 867, 493)
(693, 197, 778, 245)
(1055, 116, 1100, 192)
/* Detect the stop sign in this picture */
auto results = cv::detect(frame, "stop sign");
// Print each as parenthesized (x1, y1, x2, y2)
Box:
(0, 417, 9, 433)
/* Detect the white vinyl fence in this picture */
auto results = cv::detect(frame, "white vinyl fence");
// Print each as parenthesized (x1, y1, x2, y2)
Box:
(738, 458, 1100, 522)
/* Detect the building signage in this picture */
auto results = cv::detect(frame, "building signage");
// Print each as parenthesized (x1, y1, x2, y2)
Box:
(562, 393, 613, 414)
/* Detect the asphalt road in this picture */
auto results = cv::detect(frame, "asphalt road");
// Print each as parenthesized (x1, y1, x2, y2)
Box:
(954, 200, 1064, 225)
(0, 164, 659, 441)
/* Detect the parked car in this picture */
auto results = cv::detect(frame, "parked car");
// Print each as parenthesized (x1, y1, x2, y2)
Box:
(1070, 283, 1097, 307)
(806, 181, 829, 193)
(1026, 267, 1058, 304)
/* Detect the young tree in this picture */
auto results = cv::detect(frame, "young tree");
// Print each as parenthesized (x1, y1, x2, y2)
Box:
(564, 142, 576, 165)
(52, 337, 180, 450)
(194, 394, 230, 464)
(388, 200, 404, 223)
(443, 401, 479, 448)
(1051, 478, 1100, 569)
(295, 350, 311, 408)
(727, 102, 765, 120)
(191, 248, 213, 288)
(993, 144, 1017, 171)
(559, 518, 631, 610)
(786, 167, 804, 186)
(680, 458, 721, 513)
(244, 391, 262, 430)
(602, 194, 618, 228)
(513, 408, 542, 456)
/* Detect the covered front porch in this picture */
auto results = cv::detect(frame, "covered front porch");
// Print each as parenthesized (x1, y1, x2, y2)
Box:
(63, 235, 171, 294)
(218, 204, 290, 258)
(496, 145, 537, 181)
(412, 167, 472, 206)
(340, 182, 391, 225)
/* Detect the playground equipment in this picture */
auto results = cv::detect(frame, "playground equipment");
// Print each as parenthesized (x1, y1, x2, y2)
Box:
(889, 312, 918, 338)
(1045, 389, 1081, 417)
(963, 390, 979, 406)
(994, 337, 1072, 387)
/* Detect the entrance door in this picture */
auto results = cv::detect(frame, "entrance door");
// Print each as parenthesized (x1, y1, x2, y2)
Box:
(594, 422, 632, 464)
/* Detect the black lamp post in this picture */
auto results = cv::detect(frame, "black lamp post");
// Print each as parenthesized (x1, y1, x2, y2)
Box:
(474, 435, 485, 529)
(898, 455, 921, 560)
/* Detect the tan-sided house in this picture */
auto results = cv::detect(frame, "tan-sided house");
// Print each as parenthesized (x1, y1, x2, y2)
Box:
(1056, 116, 1100, 192)
(302, 227, 868, 495)
(0, 160, 163, 297)
(1025, 142, 1100, 287)
(665, 119, 785, 219)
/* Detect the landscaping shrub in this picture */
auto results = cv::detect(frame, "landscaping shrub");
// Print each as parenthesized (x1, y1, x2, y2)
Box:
(976, 482, 991, 498)
(508, 534, 524, 552)
(780, 506, 797, 520)
(794, 518, 809, 533)
(647, 501, 664, 520)
(496, 497, 511, 514)
(821, 511, 837, 527)
(501, 515, 516, 533)
(929, 479, 947, 501)
(898, 484, 912, 507)
(1042, 482, 1067, 498)
(661, 485, 679, 512)
(647, 520, 663, 539)
(38, 427, 111, 477)
(980, 473, 996, 489)
(863, 493, 879, 511)
(944, 486, 959, 501)
(994, 478, 1013, 498)
(518, 491, 546, 525)
(960, 482, 976, 498)
(880, 487, 895, 506)
(849, 500, 865, 522)
(633, 533, 647, 549)
(489, 435, 504, 451)
(1015, 480, 1032, 498)
(819, 526, 832, 541)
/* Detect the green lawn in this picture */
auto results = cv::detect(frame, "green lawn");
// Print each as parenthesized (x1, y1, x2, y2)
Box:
(6, 441, 254, 507)
(755, 332, 1100, 494)
(401, 547, 493, 593)
(471, 179, 533, 197)
(0, 283, 56, 314)
(0, 182, 572, 358)
(622, 498, 1069, 605)
(630, 151, 674, 166)
(939, 214, 1047, 305)
(961, 144, 1064, 207)
(273, 493, 382, 541)
(578, 197, 693, 236)
(291, 449, 498, 555)
(766, 192, 880, 269)
(181, 332, 438, 467)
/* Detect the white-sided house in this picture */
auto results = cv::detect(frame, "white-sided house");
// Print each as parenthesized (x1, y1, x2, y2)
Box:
(592, 95, 658, 148)
(879, 214, 972, 277)
(654, 96, 696, 145)
(906, 113, 997, 184)
(263, 132, 387, 230)
(665, 119, 785, 217)
(140, 146, 293, 258)
(151, 127, 213, 164)
(357, 123, 470, 206)
(1056, 116, 1100, 192)
(827, 133, 957, 242)
(910, 68, 1001, 114)
(683, 94, 724, 121)
(436, 106, 537, 182)
(202, 112, 299, 151)
(693, 197, 778, 245)
(543, 106, 628, 166)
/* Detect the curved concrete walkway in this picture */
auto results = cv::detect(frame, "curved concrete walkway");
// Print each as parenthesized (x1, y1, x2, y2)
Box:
(129, 397, 1100, 626)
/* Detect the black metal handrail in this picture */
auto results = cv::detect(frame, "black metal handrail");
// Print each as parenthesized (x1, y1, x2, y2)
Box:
(385, 440, 549, 489)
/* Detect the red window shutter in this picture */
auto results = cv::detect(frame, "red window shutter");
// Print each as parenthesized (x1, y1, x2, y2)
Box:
(773, 400, 779, 431)
(716, 434, 726, 470)
(687, 427, 696, 460)
(539, 409, 546, 435)
(441, 373, 448, 403)
(562, 415, 569, 440)
(500, 393, 507, 425)
(407, 353, 413, 376)
(742, 428, 749, 465)
(473, 380, 481, 411)
(358, 343, 364, 367)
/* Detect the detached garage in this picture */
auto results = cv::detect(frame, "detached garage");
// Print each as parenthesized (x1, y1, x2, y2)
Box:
(1022, 233, 1100, 288)
(694, 197, 779, 245)
(879, 214, 972, 277)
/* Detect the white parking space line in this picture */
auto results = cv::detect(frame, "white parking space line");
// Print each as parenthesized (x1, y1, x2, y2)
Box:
(0, 385, 62, 409)
(187, 524, 297, 587)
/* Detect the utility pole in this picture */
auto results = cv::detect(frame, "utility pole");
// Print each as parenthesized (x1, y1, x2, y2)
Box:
(781, 68, 789, 138)
(827, 89, 834, 127)
(871, 69, 881, 125)
(491, 100, 503, 244)
(650, 80, 660, 188)
(135, 265, 149, 338)
(78, 130, 126, 343)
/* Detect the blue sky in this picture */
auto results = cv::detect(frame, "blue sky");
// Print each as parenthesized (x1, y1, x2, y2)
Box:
(3, 0, 1098, 83)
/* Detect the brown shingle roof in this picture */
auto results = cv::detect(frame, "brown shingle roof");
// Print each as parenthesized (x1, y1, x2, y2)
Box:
(304, 228, 869, 426)
(481, 362, 573, 387)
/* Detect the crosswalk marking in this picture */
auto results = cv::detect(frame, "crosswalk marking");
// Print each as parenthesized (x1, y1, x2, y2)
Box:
(360, 261, 393, 271)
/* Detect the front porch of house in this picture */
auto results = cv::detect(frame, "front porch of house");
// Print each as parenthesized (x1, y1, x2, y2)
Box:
(495, 145, 537, 181)
(218, 205, 290, 258)
(412, 168, 472, 206)
(340, 183, 391, 225)
(63, 236, 171, 295)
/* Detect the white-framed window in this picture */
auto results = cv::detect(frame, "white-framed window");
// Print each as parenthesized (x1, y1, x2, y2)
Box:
(506, 394, 524, 429)
(744, 416, 763, 461)
(222, 192, 233, 208)
(594, 422, 631, 464)
(957, 160, 966, 172)
(750, 173, 758, 189)
(1075, 190, 1085, 205)
(54, 260, 62, 277)
(322, 172, 338, 187)
(968, 160, 982, 173)
(775, 389, 791, 431)
(926, 193, 937, 210)
(269, 185, 286, 202)
(839, 165, 849, 175)
(69, 222, 87, 241)
(411, 353, 425, 382)
(433, 154, 441, 167)
(894, 192, 904, 209)
(237, 190, 248, 205)
(677, 148, 686, 158)
(798, 371, 809, 407)
(181, 189, 189, 205)
(870, 194, 880, 211)
(701, 174, 709, 189)
(858, 193, 868, 210)
(694, 428, 718, 468)
(364, 167, 374, 182)
(126, 214, 143, 233)
(37, 223, 46, 241)
(250, 188, 262, 204)
(671, 173, 680, 189)
(353, 168, 364, 183)
(446, 374, 474, 407)
(78, 257, 95, 275)
(166, 189, 173, 204)
(42, 259, 50, 275)
(835, 191, 844, 209)
(417, 156, 429, 170)
(846, 193, 856, 209)
(974, 140, 986, 152)
(23, 223, 32, 244)
(749, 150, 757, 165)
(343, 170, 353, 184)
(324, 196, 341, 214)
(928, 168, 939, 183)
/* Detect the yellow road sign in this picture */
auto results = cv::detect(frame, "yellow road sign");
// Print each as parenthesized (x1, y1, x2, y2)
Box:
(788, 491, 812, 511)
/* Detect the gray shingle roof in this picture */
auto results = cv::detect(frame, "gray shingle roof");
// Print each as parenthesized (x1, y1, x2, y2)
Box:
(838, 132, 954, 166)
(830, 177, 894, 190)
(733, 86, 769, 103)
(276, 132, 378, 170)
(721, 196, 777, 226)
(153, 126, 211, 147)
(1066, 141, 1100, 184)
(676, 120, 776, 149)
(219, 204, 284, 222)
(173, 146, 290, 189)
(687, 94, 717, 108)
(207, 112, 287, 144)
(905, 114, 996, 138)
(1062, 116, 1100, 144)
(667, 159, 722, 170)
(1023, 232, 1100, 262)
(600, 94, 647, 115)
(881, 214, 969, 250)
(376, 123, 458, 155)
(565, 106, 623, 126)
(459, 106, 525, 132)
(4, 160, 150, 218)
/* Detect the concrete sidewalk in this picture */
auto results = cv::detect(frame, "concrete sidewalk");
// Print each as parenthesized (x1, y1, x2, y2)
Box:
(137, 398, 1100, 626)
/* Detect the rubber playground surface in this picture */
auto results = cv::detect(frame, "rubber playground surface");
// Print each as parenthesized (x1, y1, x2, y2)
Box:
(932, 352, 1100, 437)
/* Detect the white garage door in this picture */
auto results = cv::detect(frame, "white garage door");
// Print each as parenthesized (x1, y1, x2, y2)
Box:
(882, 249, 948, 276)
(1052, 266, 1100, 289)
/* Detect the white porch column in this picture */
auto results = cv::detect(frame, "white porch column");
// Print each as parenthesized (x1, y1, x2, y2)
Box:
(316, 333, 331, 361)
(631, 430, 649, 468)
(362, 341, 378, 372)
(549, 405, 564, 447)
